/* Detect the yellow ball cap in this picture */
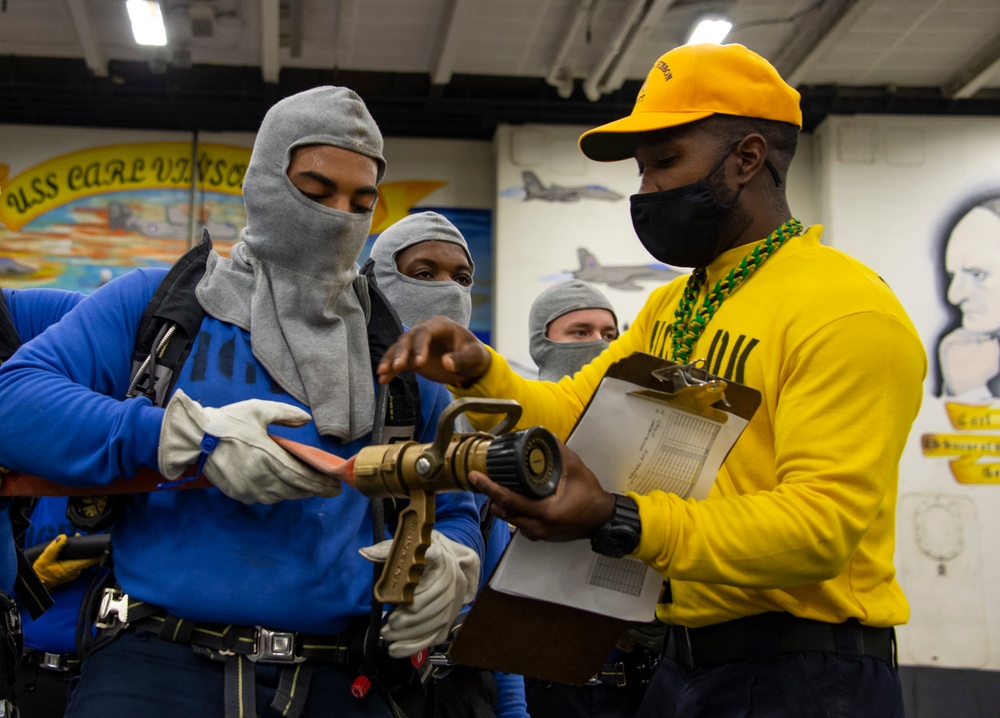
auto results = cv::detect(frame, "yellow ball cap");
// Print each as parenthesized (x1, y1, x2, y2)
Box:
(579, 43, 802, 162)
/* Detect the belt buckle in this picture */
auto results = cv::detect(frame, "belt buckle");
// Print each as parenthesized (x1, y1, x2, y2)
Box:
(40, 652, 65, 671)
(589, 661, 627, 687)
(95, 588, 128, 629)
(250, 627, 304, 664)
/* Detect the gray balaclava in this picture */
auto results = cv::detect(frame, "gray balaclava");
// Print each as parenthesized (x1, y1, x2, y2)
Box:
(369, 211, 474, 327)
(196, 86, 385, 441)
(529, 279, 618, 382)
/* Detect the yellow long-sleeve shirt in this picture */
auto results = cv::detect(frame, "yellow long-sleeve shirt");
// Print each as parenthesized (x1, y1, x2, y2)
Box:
(457, 225, 926, 628)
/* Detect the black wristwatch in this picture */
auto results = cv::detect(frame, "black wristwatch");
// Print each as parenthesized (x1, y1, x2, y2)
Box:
(590, 493, 642, 558)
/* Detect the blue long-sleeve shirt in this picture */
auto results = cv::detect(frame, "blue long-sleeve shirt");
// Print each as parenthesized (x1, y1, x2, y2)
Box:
(0, 287, 84, 595)
(0, 269, 483, 633)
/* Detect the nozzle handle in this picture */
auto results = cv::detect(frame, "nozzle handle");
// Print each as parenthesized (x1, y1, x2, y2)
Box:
(373, 491, 434, 605)
(420, 398, 524, 481)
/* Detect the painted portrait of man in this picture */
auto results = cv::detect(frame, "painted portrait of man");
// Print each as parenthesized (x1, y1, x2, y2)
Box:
(937, 195, 1000, 402)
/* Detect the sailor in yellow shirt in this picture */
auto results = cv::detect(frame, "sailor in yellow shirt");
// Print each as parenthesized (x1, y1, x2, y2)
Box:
(379, 43, 925, 718)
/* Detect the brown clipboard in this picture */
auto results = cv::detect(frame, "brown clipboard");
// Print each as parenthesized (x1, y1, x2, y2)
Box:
(448, 352, 761, 684)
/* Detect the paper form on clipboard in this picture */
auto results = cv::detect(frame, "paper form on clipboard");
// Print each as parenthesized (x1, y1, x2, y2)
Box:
(487, 352, 761, 622)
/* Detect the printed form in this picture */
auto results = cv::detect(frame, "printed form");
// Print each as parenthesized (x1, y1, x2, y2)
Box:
(488, 375, 749, 621)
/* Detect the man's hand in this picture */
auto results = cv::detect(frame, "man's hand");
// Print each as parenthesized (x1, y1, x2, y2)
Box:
(359, 530, 480, 658)
(32, 534, 100, 589)
(470, 438, 616, 542)
(158, 389, 340, 504)
(377, 316, 491, 387)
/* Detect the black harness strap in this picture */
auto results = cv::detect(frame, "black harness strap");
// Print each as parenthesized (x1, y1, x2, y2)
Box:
(358, 269, 421, 439)
(271, 663, 315, 718)
(12, 549, 52, 620)
(224, 655, 257, 718)
(128, 230, 212, 405)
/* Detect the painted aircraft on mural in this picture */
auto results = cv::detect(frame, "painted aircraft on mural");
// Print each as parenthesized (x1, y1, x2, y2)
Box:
(107, 202, 241, 240)
(521, 171, 623, 202)
(571, 248, 683, 291)
(0, 257, 36, 275)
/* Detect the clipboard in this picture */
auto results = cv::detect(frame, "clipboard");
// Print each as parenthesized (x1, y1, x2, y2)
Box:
(448, 352, 761, 684)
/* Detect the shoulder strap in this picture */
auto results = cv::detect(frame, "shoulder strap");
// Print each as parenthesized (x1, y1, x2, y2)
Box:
(127, 231, 212, 406)
(0, 292, 21, 365)
(361, 273, 421, 441)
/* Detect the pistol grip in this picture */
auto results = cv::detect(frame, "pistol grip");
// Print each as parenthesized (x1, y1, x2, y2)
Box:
(374, 491, 435, 604)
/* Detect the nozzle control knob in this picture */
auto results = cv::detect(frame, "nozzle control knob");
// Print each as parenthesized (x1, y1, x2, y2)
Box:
(485, 427, 560, 498)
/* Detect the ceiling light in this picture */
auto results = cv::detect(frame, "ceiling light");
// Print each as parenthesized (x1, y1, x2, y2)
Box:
(126, 0, 168, 46)
(686, 18, 732, 46)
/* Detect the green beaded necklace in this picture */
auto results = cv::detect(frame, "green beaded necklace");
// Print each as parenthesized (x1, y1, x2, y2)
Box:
(671, 217, 803, 364)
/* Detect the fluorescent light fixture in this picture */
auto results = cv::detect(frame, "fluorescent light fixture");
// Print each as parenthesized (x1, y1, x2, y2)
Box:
(126, 0, 168, 46)
(686, 18, 732, 45)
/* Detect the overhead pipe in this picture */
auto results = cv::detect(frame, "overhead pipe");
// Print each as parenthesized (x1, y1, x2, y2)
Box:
(597, 0, 676, 97)
(582, 0, 648, 102)
(545, 0, 598, 99)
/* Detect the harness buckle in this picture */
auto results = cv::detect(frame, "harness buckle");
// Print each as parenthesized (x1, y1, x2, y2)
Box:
(39, 652, 66, 671)
(95, 588, 129, 629)
(250, 627, 304, 664)
(2, 603, 19, 641)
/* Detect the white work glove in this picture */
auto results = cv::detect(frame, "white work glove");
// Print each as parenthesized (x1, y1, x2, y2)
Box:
(359, 529, 480, 659)
(158, 388, 340, 504)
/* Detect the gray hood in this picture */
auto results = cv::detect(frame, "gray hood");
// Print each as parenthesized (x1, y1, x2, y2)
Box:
(369, 211, 474, 327)
(529, 279, 617, 382)
(196, 86, 384, 441)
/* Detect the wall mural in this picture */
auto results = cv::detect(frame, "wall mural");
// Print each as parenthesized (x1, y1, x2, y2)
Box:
(514, 170, 624, 203)
(568, 247, 683, 291)
(0, 138, 491, 346)
(922, 190, 1000, 485)
(0, 142, 248, 289)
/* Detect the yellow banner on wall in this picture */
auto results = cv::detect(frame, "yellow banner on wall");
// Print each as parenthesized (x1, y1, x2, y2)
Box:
(0, 142, 250, 231)
(943, 402, 1000, 431)
(921, 429, 1000, 484)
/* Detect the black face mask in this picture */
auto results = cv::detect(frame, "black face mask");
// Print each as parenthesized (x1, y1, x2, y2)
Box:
(630, 147, 747, 269)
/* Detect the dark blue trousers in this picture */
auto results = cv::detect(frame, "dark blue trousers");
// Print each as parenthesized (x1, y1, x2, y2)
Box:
(638, 652, 904, 718)
(63, 629, 394, 718)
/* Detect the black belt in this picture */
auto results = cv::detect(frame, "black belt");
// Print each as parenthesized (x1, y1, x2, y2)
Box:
(130, 611, 358, 665)
(99, 594, 368, 718)
(94, 591, 363, 666)
(591, 646, 659, 688)
(663, 613, 896, 669)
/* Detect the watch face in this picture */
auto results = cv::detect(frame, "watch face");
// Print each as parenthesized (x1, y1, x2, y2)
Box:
(591, 494, 641, 558)
(604, 534, 635, 558)
(594, 525, 640, 558)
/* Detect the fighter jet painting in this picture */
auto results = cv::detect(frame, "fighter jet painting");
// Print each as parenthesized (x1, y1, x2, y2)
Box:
(520, 171, 623, 202)
(572, 248, 684, 291)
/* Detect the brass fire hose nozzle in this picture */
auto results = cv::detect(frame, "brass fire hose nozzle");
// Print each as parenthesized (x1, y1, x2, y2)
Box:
(351, 398, 561, 604)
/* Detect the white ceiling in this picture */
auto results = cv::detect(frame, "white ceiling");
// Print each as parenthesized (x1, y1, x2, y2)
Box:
(1, 0, 999, 136)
